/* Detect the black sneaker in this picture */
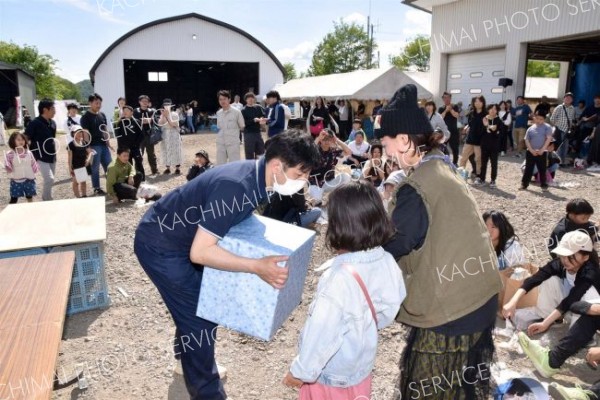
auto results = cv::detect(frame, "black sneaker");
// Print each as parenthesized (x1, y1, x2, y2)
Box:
(163, 168, 171, 175)
(542, 185, 549, 191)
(518, 185, 527, 191)
(94, 188, 106, 196)
(174, 168, 181, 175)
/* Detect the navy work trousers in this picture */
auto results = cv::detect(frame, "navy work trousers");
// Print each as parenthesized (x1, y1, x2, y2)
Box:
(134, 237, 226, 400)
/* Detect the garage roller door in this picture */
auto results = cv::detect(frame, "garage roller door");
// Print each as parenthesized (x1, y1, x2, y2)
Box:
(446, 48, 506, 107)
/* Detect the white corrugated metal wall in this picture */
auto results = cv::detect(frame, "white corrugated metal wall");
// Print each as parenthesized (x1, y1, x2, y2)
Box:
(429, 0, 600, 101)
(93, 16, 283, 117)
(446, 48, 506, 106)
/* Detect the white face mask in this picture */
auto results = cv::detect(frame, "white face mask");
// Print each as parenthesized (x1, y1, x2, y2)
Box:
(273, 167, 306, 196)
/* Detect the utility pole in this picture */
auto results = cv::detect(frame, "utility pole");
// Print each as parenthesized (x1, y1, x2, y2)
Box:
(367, 0, 372, 68)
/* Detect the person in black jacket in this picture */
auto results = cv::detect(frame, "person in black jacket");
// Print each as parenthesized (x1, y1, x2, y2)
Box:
(309, 97, 331, 136)
(186, 150, 213, 181)
(503, 231, 600, 378)
(548, 198, 599, 257)
(261, 190, 321, 228)
(133, 95, 158, 176)
(24, 99, 56, 201)
(241, 93, 265, 160)
(115, 105, 145, 181)
(458, 95, 486, 184)
(80, 93, 114, 195)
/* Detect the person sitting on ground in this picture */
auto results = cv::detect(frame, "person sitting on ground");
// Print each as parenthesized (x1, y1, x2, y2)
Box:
(311, 128, 352, 189)
(362, 144, 386, 187)
(503, 232, 600, 381)
(548, 198, 599, 257)
(186, 150, 213, 181)
(346, 119, 363, 143)
(503, 231, 600, 358)
(262, 189, 322, 228)
(380, 170, 406, 212)
(346, 130, 370, 166)
(107, 148, 161, 204)
(483, 210, 524, 271)
(546, 303, 600, 399)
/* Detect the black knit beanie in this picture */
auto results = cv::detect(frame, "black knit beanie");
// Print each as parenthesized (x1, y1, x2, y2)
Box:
(377, 84, 433, 139)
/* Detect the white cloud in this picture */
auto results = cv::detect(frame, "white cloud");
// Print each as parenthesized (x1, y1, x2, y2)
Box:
(275, 41, 315, 62)
(342, 12, 367, 25)
(275, 41, 316, 74)
(52, 0, 133, 25)
(402, 9, 431, 37)
(377, 40, 405, 67)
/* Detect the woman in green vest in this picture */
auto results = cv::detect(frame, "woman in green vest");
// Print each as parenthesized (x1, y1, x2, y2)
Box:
(379, 84, 502, 400)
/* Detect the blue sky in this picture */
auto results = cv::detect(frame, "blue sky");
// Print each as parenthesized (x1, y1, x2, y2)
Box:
(0, 0, 430, 83)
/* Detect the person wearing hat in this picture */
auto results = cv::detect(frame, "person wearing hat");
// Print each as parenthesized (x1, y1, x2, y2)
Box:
(379, 84, 502, 399)
(501, 231, 600, 379)
(157, 98, 183, 175)
(115, 105, 145, 181)
(67, 125, 93, 198)
(186, 150, 213, 181)
(550, 92, 576, 166)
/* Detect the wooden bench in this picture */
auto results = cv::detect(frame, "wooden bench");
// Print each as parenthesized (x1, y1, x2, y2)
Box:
(0, 252, 75, 400)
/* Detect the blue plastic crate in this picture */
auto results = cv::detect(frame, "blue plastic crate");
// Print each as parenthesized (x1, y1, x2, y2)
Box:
(50, 242, 110, 315)
(0, 247, 49, 259)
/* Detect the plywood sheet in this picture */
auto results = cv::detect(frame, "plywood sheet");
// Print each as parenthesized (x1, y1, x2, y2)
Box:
(0, 198, 106, 252)
(0, 252, 75, 400)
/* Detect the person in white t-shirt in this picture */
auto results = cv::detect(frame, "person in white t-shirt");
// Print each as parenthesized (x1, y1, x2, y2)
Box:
(281, 102, 292, 130)
(231, 95, 244, 111)
(346, 130, 370, 166)
(0, 111, 6, 146)
(65, 103, 81, 146)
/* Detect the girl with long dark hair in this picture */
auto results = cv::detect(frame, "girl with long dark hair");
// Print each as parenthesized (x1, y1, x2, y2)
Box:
(482, 210, 524, 270)
(458, 95, 487, 184)
(480, 104, 502, 187)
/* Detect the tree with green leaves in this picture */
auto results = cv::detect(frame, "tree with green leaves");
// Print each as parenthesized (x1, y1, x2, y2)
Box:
(308, 20, 376, 76)
(390, 35, 430, 72)
(0, 41, 59, 98)
(283, 62, 297, 82)
(526, 60, 560, 78)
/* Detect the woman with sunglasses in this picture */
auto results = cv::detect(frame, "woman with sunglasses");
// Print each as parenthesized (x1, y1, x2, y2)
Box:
(503, 231, 600, 337)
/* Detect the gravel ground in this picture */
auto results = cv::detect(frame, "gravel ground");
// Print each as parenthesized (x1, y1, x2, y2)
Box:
(1, 130, 599, 399)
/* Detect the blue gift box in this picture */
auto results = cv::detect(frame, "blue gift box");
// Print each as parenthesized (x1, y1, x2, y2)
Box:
(196, 215, 316, 341)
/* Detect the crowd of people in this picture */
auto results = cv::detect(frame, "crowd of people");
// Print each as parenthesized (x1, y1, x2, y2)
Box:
(2, 82, 600, 399)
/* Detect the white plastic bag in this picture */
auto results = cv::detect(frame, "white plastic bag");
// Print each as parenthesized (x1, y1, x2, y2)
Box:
(136, 183, 158, 199)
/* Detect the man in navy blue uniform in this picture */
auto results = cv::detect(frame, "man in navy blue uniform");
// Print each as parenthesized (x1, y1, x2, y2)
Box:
(134, 130, 321, 399)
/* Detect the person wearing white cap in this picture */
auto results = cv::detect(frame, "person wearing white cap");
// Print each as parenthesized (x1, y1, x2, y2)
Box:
(502, 231, 600, 379)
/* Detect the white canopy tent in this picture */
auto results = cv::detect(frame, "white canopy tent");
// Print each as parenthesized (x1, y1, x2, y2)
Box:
(273, 67, 433, 101)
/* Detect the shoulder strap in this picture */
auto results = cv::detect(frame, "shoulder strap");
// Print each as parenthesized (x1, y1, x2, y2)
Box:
(562, 105, 571, 127)
(342, 264, 378, 325)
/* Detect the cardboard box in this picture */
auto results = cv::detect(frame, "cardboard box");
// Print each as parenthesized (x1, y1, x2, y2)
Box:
(196, 215, 316, 341)
(499, 264, 539, 310)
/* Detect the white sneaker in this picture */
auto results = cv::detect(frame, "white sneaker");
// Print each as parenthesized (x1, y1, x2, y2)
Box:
(218, 364, 227, 379)
(174, 360, 227, 380)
